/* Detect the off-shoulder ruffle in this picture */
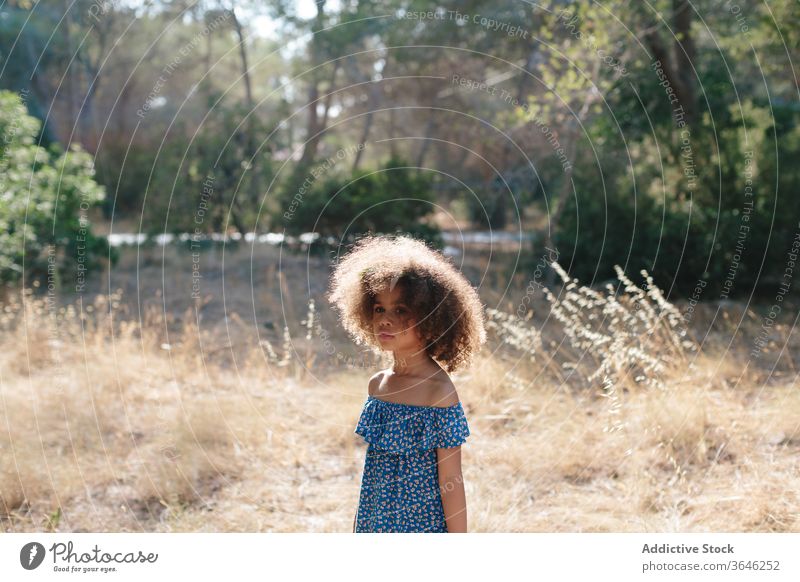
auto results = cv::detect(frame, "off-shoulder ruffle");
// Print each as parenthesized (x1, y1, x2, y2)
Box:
(354, 395, 470, 454)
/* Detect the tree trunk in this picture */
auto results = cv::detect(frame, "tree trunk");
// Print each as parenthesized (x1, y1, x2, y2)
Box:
(388, 106, 398, 157)
(543, 59, 601, 286)
(296, 0, 330, 171)
(352, 58, 389, 172)
(64, 0, 79, 144)
(415, 115, 436, 170)
(230, 7, 259, 234)
(494, 44, 539, 222)
(672, 0, 696, 115)
(643, 0, 696, 126)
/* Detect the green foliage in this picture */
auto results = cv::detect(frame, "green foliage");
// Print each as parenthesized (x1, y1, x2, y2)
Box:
(555, 97, 800, 298)
(554, 172, 693, 290)
(0, 90, 115, 289)
(280, 155, 442, 247)
(3, 0, 799, 300)
(182, 100, 277, 235)
(96, 93, 278, 236)
(465, 180, 516, 230)
(545, 0, 800, 299)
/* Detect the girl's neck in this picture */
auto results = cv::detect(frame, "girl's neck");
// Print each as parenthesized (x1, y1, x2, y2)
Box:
(390, 351, 436, 376)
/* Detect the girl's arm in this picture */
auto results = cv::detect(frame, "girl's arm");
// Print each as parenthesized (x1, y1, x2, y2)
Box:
(436, 445, 467, 532)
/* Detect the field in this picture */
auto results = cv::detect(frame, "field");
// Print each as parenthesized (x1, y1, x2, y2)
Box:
(1, 242, 798, 532)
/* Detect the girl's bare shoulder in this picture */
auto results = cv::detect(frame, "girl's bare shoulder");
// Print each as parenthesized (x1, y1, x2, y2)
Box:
(426, 372, 460, 407)
(402, 368, 460, 407)
(366, 368, 459, 407)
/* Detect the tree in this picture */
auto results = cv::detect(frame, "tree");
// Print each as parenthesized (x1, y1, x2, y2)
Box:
(283, 156, 441, 246)
(0, 90, 115, 291)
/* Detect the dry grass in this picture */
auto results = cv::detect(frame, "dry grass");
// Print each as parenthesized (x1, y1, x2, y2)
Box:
(0, 245, 798, 532)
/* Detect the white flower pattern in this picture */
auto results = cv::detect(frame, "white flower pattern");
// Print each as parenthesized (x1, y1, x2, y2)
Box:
(354, 395, 470, 533)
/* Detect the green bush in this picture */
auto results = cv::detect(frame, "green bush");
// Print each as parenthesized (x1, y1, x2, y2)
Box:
(553, 102, 800, 299)
(280, 155, 442, 247)
(0, 90, 115, 291)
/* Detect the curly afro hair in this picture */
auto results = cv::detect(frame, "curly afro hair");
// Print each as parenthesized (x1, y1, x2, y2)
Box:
(326, 234, 487, 373)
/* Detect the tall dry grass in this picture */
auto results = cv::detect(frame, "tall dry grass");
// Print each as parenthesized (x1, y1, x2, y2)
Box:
(0, 252, 798, 532)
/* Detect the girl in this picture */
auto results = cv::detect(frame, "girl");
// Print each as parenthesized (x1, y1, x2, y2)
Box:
(326, 234, 487, 533)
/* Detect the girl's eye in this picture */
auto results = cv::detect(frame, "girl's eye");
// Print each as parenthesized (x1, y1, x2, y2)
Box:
(373, 306, 406, 314)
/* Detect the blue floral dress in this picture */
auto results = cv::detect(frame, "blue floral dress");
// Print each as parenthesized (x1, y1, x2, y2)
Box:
(354, 395, 470, 533)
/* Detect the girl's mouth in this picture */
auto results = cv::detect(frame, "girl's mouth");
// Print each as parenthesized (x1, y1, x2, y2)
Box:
(378, 332, 395, 340)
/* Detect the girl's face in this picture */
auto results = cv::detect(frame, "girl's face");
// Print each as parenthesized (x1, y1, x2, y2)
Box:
(371, 285, 425, 353)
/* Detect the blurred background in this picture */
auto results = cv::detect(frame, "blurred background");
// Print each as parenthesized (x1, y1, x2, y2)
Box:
(0, 0, 798, 533)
